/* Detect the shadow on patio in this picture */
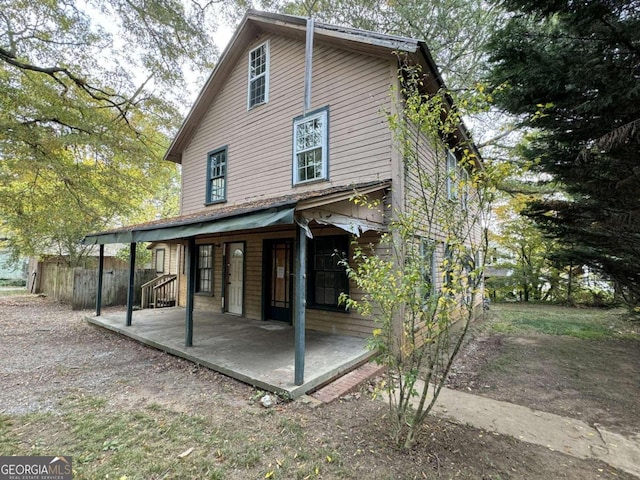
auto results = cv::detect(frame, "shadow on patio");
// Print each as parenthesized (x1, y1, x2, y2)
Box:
(85, 308, 373, 398)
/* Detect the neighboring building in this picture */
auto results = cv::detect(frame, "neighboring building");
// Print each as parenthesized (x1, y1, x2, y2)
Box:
(27, 244, 131, 296)
(83, 10, 481, 385)
(0, 248, 27, 284)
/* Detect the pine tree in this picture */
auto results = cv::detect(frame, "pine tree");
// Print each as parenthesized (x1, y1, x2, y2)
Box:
(487, 0, 640, 305)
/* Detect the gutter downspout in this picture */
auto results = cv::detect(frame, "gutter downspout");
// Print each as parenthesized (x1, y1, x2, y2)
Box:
(295, 17, 314, 386)
(303, 17, 314, 114)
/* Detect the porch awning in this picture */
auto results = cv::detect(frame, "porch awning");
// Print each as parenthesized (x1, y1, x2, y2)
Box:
(82, 206, 296, 245)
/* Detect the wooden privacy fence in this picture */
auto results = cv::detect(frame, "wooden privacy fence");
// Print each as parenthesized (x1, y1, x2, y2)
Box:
(37, 264, 156, 310)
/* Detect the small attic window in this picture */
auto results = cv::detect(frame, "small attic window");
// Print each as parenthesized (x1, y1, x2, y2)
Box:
(248, 41, 269, 109)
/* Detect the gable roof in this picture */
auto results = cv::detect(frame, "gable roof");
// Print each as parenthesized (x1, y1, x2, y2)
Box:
(164, 9, 452, 164)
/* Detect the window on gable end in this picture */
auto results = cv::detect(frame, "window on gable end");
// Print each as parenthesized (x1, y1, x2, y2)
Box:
(293, 108, 328, 185)
(446, 150, 459, 200)
(206, 147, 227, 204)
(248, 42, 269, 109)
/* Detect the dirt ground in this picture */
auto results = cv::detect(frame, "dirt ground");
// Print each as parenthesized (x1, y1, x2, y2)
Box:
(447, 308, 640, 439)
(1, 295, 638, 479)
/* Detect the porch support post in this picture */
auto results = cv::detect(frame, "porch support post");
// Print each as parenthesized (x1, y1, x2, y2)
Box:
(294, 222, 307, 386)
(96, 244, 104, 316)
(185, 238, 196, 347)
(126, 242, 136, 326)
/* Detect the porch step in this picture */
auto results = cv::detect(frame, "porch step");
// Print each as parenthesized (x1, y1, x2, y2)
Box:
(310, 362, 384, 403)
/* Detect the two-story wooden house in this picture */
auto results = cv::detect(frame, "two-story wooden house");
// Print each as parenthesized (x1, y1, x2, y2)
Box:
(83, 10, 480, 395)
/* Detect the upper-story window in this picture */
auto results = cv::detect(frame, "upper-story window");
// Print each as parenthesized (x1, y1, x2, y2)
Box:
(248, 42, 269, 109)
(293, 108, 328, 185)
(446, 150, 458, 201)
(206, 147, 227, 204)
(461, 167, 469, 210)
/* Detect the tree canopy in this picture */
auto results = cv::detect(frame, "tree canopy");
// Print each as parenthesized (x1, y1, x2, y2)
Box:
(0, 0, 221, 265)
(486, 0, 640, 305)
(257, 0, 502, 92)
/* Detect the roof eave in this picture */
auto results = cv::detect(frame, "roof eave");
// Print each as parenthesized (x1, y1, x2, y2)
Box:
(163, 11, 260, 163)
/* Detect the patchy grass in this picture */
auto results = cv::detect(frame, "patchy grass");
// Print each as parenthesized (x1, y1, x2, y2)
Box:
(490, 303, 639, 340)
(0, 287, 27, 297)
(3, 295, 637, 480)
(450, 302, 640, 436)
(0, 394, 350, 480)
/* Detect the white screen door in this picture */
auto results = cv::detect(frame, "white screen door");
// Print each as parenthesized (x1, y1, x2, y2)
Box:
(227, 243, 244, 315)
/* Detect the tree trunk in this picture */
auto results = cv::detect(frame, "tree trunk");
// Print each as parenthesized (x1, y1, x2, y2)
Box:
(567, 262, 574, 304)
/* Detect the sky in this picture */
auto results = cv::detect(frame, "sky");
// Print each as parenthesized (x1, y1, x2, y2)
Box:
(214, 24, 235, 52)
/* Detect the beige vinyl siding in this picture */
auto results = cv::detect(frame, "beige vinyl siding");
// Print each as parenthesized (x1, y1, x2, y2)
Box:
(151, 243, 180, 275)
(175, 226, 377, 338)
(180, 33, 394, 215)
(402, 123, 449, 243)
(401, 123, 484, 319)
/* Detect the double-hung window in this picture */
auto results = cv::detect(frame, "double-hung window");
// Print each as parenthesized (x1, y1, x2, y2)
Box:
(309, 235, 348, 309)
(206, 147, 227, 204)
(196, 245, 213, 294)
(419, 239, 436, 301)
(446, 150, 458, 201)
(461, 167, 469, 209)
(248, 42, 269, 109)
(444, 243, 454, 290)
(293, 108, 328, 185)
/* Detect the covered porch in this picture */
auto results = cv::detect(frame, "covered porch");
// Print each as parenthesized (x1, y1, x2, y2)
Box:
(85, 307, 373, 398)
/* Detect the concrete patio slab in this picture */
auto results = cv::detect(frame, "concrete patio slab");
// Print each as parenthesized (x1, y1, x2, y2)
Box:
(85, 307, 373, 398)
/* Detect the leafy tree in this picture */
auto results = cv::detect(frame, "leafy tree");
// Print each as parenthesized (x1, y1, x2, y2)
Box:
(0, 0, 219, 265)
(259, 0, 502, 91)
(486, 0, 640, 306)
(490, 207, 549, 302)
(488, 194, 563, 302)
(341, 65, 497, 449)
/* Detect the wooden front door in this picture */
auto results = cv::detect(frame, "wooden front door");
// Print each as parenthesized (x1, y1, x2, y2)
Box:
(226, 242, 244, 315)
(264, 239, 293, 323)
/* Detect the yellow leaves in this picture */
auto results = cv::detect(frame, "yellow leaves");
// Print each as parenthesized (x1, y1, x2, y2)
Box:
(533, 102, 554, 120)
(326, 455, 333, 463)
(265, 471, 274, 479)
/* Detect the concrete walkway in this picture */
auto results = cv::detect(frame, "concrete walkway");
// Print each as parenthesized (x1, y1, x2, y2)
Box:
(413, 383, 640, 478)
(312, 365, 638, 477)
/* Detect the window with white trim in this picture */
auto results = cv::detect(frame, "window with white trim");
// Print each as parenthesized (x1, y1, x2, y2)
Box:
(446, 150, 458, 200)
(206, 147, 227, 204)
(248, 42, 269, 109)
(293, 109, 328, 185)
(155, 248, 165, 273)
